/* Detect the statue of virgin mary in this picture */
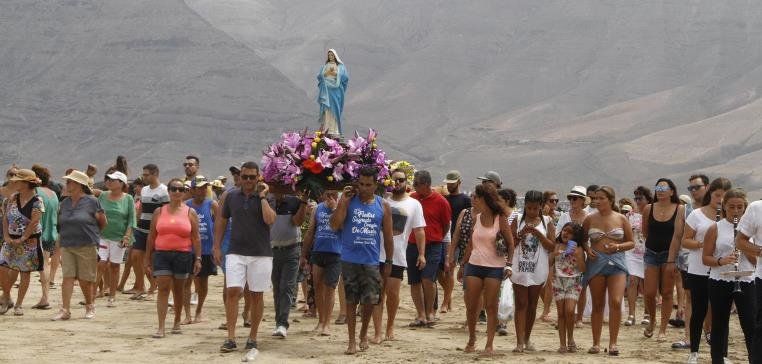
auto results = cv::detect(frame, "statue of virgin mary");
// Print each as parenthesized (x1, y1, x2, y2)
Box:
(317, 49, 348, 136)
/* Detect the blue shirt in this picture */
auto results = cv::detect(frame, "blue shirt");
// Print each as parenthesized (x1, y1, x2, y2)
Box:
(313, 202, 340, 254)
(340, 195, 384, 265)
(186, 199, 214, 255)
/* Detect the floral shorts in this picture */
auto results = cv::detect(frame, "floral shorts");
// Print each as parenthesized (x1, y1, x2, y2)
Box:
(553, 276, 583, 301)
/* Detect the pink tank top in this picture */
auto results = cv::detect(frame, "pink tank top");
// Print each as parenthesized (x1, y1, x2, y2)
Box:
(154, 205, 192, 252)
(468, 214, 504, 268)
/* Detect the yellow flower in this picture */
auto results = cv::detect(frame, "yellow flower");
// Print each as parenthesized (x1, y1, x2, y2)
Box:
(372, 143, 377, 149)
(314, 137, 321, 143)
(310, 155, 316, 160)
(327, 176, 334, 182)
(311, 142, 318, 148)
(383, 179, 391, 186)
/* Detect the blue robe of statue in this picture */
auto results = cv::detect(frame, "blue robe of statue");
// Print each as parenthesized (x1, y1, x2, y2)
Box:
(317, 59, 348, 135)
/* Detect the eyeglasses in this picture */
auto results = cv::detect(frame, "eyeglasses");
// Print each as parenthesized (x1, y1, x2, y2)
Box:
(168, 186, 187, 193)
(240, 174, 258, 181)
(548, 199, 559, 203)
(182, 163, 196, 167)
(654, 185, 671, 193)
(687, 185, 704, 192)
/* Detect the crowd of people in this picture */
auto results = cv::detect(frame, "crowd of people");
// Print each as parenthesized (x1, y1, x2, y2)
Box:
(0, 156, 761, 364)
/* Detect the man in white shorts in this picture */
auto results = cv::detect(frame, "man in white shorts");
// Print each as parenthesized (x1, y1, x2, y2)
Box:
(213, 161, 275, 354)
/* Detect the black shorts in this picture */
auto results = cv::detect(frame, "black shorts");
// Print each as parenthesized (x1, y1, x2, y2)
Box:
(153, 251, 192, 279)
(133, 230, 148, 251)
(41, 240, 56, 253)
(341, 261, 381, 305)
(197, 254, 217, 277)
(310, 251, 341, 288)
(378, 262, 405, 280)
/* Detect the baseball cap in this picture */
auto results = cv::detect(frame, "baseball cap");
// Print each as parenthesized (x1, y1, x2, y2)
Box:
(229, 165, 241, 174)
(443, 170, 462, 184)
(106, 171, 128, 184)
(190, 175, 209, 188)
(476, 171, 501, 186)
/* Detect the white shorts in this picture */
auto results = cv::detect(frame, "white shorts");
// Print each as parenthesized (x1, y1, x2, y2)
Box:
(225, 254, 273, 292)
(98, 239, 126, 264)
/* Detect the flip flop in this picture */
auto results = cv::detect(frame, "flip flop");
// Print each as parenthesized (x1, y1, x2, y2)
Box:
(31, 303, 51, 310)
(587, 346, 600, 354)
(171, 328, 182, 334)
(130, 292, 147, 301)
(152, 332, 165, 339)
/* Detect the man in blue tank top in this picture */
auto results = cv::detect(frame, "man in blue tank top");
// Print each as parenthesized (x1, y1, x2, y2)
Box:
(185, 176, 219, 324)
(330, 166, 393, 355)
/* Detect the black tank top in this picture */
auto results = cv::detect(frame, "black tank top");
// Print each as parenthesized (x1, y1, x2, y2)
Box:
(644, 204, 678, 253)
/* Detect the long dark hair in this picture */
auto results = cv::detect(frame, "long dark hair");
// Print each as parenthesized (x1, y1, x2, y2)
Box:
(654, 178, 680, 204)
(700, 177, 732, 207)
(520, 190, 546, 229)
(474, 184, 505, 216)
(556, 222, 585, 246)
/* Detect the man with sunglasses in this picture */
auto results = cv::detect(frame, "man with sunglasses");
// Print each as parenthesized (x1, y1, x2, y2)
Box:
(130, 164, 167, 301)
(213, 161, 276, 356)
(687, 174, 709, 211)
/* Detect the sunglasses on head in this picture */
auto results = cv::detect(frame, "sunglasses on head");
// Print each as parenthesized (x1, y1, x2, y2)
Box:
(654, 185, 671, 193)
(169, 186, 186, 193)
(687, 185, 704, 192)
(240, 174, 258, 181)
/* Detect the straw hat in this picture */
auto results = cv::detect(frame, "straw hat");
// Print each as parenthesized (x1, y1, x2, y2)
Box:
(62, 170, 91, 188)
(9, 169, 41, 185)
(566, 186, 591, 205)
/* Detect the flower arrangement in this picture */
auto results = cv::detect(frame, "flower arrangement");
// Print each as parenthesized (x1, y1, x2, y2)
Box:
(261, 128, 390, 198)
(381, 160, 416, 192)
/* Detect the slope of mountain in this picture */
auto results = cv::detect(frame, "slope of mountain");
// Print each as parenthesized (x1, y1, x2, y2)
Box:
(2, 0, 761, 198)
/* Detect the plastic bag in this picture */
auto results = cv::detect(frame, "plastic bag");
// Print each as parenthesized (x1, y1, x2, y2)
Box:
(498, 281, 514, 321)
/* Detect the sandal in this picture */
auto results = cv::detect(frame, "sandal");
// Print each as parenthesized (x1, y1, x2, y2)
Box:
(51, 309, 71, 321)
(408, 319, 427, 328)
(218, 322, 228, 330)
(31, 303, 51, 310)
(129, 292, 146, 300)
(588, 346, 600, 354)
(671, 340, 690, 349)
(624, 314, 635, 326)
(608, 346, 620, 356)
(13, 306, 23, 316)
(568, 342, 578, 353)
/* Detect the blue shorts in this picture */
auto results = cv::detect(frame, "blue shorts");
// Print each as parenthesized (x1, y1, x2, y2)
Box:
(597, 262, 628, 277)
(406, 242, 443, 284)
(644, 248, 670, 267)
(133, 230, 148, 251)
(439, 242, 449, 271)
(464, 263, 503, 280)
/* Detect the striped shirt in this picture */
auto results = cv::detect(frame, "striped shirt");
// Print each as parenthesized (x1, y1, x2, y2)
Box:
(137, 184, 169, 233)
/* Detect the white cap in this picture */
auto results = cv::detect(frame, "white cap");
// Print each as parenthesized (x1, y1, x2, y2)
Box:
(106, 171, 128, 184)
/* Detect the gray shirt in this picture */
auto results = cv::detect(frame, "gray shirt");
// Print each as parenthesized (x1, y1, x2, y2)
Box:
(58, 195, 103, 248)
(270, 196, 302, 247)
(222, 188, 271, 257)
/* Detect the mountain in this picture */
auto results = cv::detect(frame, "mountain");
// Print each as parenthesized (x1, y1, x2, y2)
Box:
(3, 0, 761, 199)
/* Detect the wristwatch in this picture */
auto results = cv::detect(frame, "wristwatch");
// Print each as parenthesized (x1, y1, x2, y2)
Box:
(384, 259, 393, 265)
(195, 256, 202, 262)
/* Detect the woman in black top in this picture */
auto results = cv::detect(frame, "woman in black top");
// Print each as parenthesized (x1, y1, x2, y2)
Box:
(641, 178, 685, 341)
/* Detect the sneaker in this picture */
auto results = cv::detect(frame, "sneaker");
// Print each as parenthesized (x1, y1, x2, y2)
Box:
(51, 309, 71, 321)
(497, 323, 508, 336)
(242, 348, 259, 362)
(669, 318, 686, 328)
(190, 292, 198, 305)
(478, 310, 487, 324)
(641, 315, 650, 325)
(220, 339, 237, 353)
(245, 338, 258, 350)
(687, 352, 698, 364)
(273, 326, 287, 338)
(84, 304, 96, 319)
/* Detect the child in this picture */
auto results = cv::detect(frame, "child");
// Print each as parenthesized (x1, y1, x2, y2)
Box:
(550, 222, 586, 353)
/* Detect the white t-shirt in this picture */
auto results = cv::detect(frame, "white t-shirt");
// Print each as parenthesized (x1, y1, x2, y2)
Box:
(555, 210, 588, 238)
(380, 196, 426, 267)
(511, 216, 551, 287)
(710, 219, 754, 282)
(137, 184, 169, 233)
(686, 209, 714, 276)
(737, 201, 762, 279)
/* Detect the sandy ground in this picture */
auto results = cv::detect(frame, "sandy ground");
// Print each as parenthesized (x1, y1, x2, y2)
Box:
(0, 271, 752, 364)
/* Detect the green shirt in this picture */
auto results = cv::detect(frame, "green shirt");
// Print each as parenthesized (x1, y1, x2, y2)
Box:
(35, 187, 59, 243)
(98, 193, 136, 241)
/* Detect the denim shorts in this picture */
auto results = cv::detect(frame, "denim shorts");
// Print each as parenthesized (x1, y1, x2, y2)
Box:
(406, 242, 443, 284)
(644, 248, 670, 267)
(464, 263, 504, 280)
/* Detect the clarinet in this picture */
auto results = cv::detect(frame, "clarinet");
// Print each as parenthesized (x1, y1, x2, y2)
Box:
(732, 216, 743, 294)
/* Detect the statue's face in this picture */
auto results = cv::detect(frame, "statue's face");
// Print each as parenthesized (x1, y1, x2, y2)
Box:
(328, 52, 335, 62)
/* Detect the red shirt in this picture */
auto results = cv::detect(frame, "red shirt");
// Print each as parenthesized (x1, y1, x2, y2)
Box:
(409, 191, 452, 244)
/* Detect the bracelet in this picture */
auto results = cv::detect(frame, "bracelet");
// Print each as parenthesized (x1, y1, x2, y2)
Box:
(195, 256, 202, 261)
(717, 257, 722, 266)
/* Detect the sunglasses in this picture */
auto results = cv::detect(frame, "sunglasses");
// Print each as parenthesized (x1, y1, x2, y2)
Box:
(654, 185, 671, 193)
(168, 186, 187, 193)
(568, 196, 583, 201)
(687, 185, 704, 192)
(394, 178, 406, 183)
(240, 174, 258, 181)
